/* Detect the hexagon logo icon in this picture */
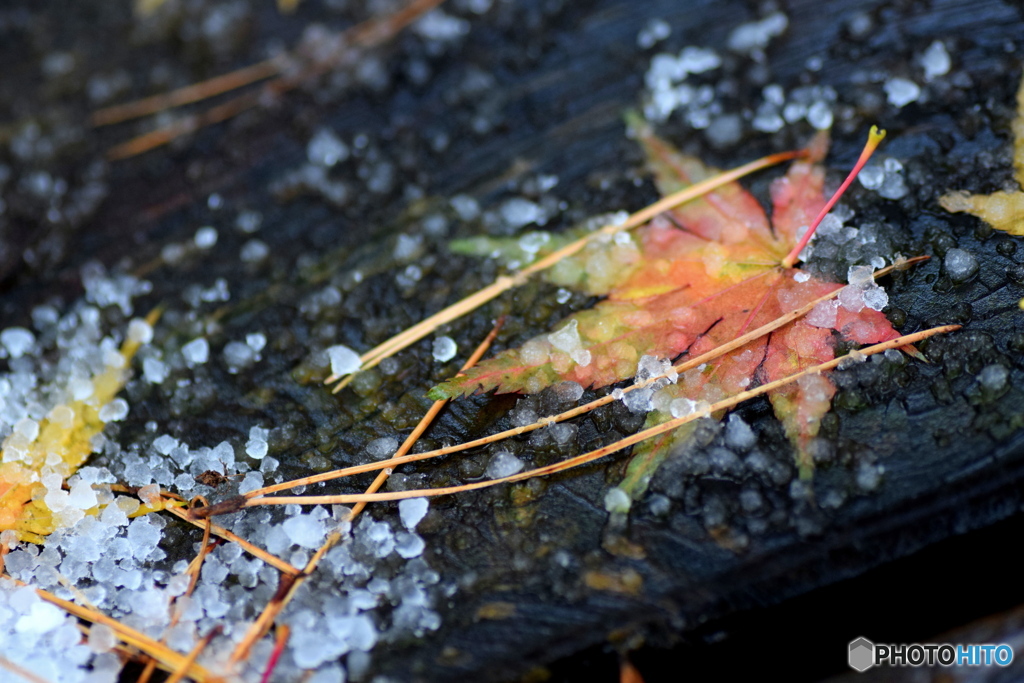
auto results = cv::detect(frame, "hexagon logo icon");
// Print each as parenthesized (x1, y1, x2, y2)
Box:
(849, 637, 875, 672)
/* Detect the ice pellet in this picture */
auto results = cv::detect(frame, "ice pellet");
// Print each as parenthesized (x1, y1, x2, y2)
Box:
(182, 337, 209, 365)
(944, 248, 978, 283)
(246, 332, 267, 354)
(1, 327, 35, 358)
(366, 437, 399, 458)
(143, 357, 168, 384)
(978, 364, 1008, 392)
(222, 342, 256, 374)
(16, 601, 65, 634)
(432, 336, 457, 363)
(395, 532, 426, 559)
(549, 319, 584, 355)
(88, 623, 117, 653)
(246, 426, 269, 460)
(806, 101, 833, 130)
(98, 398, 128, 422)
(862, 286, 888, 311)
(240, 239, 269, 263)
(920, 40, 951, 81)
(500, 197, 545, 229)
(485, 451, 525, 479)
(727, 12, 788, 54)
(637, 18, 671, 49)
(283, 514, 326, 549)
(194, 226, 218, 249)
(603, 486, 631, 514)
(327, 344, 360, 376)
(884, 77, 921, 108)
(127, 318, 153, 344)
(858, 162, 885, 190)
(724, 414, 757, 451)
(838, 285, 866, 313)
(307, 128, 349, 167)
(399, 498, 429, 530)
(669, 397, 696, 419)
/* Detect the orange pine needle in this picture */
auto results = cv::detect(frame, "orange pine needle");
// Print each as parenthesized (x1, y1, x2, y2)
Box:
(25, 585, 214, 681)
(100, 0, 446, 159)
(165, 625, 222, 683)
(214, 257, 928, 508)
(243, 324, 958, 507)
(184, 498, 215, 598)
(162, 501, 301, 576)
(91, 59, 284, 127)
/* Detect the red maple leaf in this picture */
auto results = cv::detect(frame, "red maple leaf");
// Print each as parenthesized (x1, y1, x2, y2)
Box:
(430, 121, 900, 481)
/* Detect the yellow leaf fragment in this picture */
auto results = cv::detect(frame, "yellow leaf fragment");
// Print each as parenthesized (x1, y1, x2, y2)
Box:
(939, 72, 1024, 235)
(938, 190, 1024, 236)
(0, 309, 158, 542)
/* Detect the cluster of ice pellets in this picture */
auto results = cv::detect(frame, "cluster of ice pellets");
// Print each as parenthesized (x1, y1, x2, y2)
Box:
(858, 157, 908, 200)
(798, 205, 896, 268)
(725, 11, 788, 57)
(614, 355, 679, 414)
(548, 319, 592, 367)
(752, 84, 836, 133)
(0, 579, 115, 683)
(806, 264, 889, 326)
(642, 45, 722, 123)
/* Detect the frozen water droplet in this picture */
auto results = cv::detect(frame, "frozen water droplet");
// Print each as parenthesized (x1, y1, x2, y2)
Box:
(724, 414, 757, 451)
(862, 285, 888, 311)
(549, 319, 583, 354)
(1, 327, 35, 358)
(282, 513, 326, 549)
(920, 40, 951, 81)
(246, 426, 269, 460)
(944, 248, 978, 283)
(399, 498, 429, 530)
(366, 437, 398, 459)
(669, 397, 696, 419)
(978, 364, 1008, 392)
(858, 162, 885, 190)
(485, 451, 525, 479)
(194, 226, 218, 249)
(327, 344, 360, 376)
(127, 318, 153, 344)
(307, 128, 349, 167)
(98, 398, 128, 422)
(884, 77, 921, 108)
(432, 336, 457, 362)
(182, 337, 209, 365)
(603, 486, 631, 514)
(806, 101, 833, 130)
(142, 357, 168, 384)
(838, 285, 866, 313)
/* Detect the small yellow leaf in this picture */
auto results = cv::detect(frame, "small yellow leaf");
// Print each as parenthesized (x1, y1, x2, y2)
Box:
(0, 309, 158, 541)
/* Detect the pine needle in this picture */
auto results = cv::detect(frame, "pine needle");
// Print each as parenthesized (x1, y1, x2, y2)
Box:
(244, 324, 959, 507)
(98, 0, 447, 159)
(215, 256, 928, 508)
